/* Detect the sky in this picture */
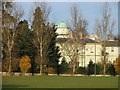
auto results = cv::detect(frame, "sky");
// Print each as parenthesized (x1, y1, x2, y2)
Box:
(16, 2, 118, 35)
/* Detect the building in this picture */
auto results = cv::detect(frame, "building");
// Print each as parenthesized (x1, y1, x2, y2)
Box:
(56, 21, 70, 38)
(56, 21, 119, 67)
(106, 40, 119, 63)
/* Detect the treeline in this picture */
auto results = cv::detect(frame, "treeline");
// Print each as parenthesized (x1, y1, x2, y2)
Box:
(2, 2, 120, 76)
(59, 58, 119, 76)
(2, 2, 60, 75)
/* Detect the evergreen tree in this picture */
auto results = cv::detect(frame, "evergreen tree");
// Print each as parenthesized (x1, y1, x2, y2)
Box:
(32, 7, 49, 75)
(59, 57, 70, 74)
(14, 20, 36, 74)
(87, 60, 94, 75)
(46, 24, 61, 75)
(32, 7, 60, 75)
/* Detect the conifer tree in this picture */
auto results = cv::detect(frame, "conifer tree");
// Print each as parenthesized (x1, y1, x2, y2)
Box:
(32, 7, 60, 75)
(14, 20, 36, 74)
(32, 7, 47, 75)
(46, 24, 61, 75)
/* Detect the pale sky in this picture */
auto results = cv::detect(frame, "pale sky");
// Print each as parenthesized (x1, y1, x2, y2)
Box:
(15, 2, 118, 35)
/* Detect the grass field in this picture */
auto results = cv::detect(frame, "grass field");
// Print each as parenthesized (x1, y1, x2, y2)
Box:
(2, 76, 118, 88)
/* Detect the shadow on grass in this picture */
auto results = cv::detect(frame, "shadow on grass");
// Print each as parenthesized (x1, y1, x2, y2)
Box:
(2, 84, 28, 88)
(1, 89, 119, 90)
(1, 86, 119, 90)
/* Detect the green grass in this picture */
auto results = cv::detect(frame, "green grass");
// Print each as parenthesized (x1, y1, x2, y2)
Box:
(2, 76, 118, 88)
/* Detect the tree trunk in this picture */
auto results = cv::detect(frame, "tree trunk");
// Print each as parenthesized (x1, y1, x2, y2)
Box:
(40, 64, 43, 75)
(40, 40, 43, 76)
(103, 45, 106, 76)
(103, 64, 106, 76)
(72, 64, 76, 75)
(8, 49, 12, 75)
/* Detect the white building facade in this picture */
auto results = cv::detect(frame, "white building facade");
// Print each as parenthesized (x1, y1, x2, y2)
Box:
(56, 21, 119, 67)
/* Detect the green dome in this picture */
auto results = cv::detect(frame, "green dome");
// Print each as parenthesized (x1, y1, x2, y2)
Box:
(58, 21, 67, 28)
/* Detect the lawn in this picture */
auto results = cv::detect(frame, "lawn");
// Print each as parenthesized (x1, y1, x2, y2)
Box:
(2, 75, 118, 89)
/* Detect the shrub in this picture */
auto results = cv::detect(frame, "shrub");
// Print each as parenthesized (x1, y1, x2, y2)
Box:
(47, 67, 55, 74)
(12, 58, 20, 72)
(76, 67, 87, 74)
(59, 57, 71, 74)
(87, 60, 94, 75)
(19, 55, 31, 75)
(106, 63, 115, 76)
(87, 60, 100, 75)
(114, 58, 120, 75)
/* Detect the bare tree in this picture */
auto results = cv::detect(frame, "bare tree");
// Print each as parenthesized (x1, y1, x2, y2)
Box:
(59, 39, 82, 75)
(59, 4, 87, 75)
(94, 2, 115, 75)
(2, 2, 23, 74)
(69, 4, 88, 38)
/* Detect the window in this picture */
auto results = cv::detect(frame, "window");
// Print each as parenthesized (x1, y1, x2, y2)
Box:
(86, 48, 88, 51)
(90, 48, 94, 53)
(111, 47, 114, 52)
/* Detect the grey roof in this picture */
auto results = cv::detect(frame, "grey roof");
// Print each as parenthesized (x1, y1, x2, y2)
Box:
(56, 38, 119, 47)
(106, 40, 119, 47)
(81, 38, 98, 43)
(56, 38, 68, 43)
(56, 38, 98, 44)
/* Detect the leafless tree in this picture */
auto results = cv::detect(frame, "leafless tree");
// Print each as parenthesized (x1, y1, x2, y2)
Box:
(59, 4, 87, 75)
(59, 39, 82, 75)
(68, 4, 88, 38)
(2, 2, 24, 74)
(94, 2, 115, 75)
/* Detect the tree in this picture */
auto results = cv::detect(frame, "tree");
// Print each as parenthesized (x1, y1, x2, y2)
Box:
(87, 61, 100, 75)
(76, 67, 87, 75)
(87, 60, 94, 75)
(69, 4, 88, 38)
(69, 4, 88, 74)
(29, 2, 51, 24)
(59, 57, 70, 74)
(34, 2, 51, 23)
(94, 2, 115, 75)
(19, 55, 31, 75)
(114, 57, 120, 75)
(2, 2, 23, 74)
(59, 4, 87, 75)
(32, 7, 59, 75)
(114, 34, 120, 42)
(59, 39, 80, 75)
(106, 63, 115, 76)
(32, 7, 45, 75)
(13, 20, 36, 74)
(46, 24, 61, 75)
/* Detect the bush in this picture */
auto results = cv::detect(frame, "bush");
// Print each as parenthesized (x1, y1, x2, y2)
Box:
(59, 57, 71, 74)
(87, 60, 100, 75)
(106, 63, 115, 76)
(12, 58, 20, 72)
(19, 55, 31, 75)
(114, 57, 120, 75)
(87, 60, 94, 75)
(47, 67, 55, 74)
(95, 64, 100, 74)
(76, 67, 87, 74)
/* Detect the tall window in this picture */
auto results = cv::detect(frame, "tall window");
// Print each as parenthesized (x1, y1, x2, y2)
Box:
(90, 48, 94, 53)
(111, 47, 114, 52)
